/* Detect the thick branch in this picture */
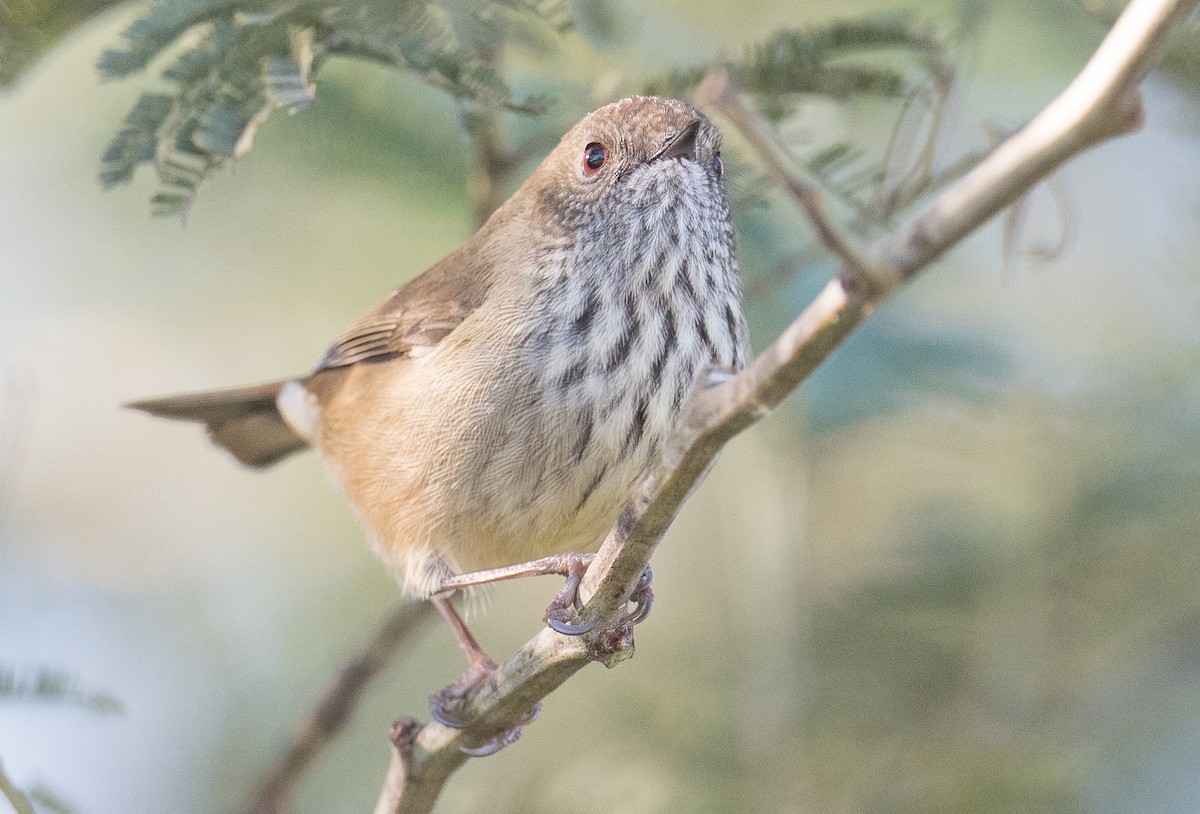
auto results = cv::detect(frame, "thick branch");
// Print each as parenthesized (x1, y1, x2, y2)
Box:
(377, 1, 1198, 810)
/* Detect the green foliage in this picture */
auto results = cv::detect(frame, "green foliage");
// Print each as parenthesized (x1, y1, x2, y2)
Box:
(84, 2, 963, 220)
(647, 15, 948, 117)
(0, 668, 115, 814)
(794, 404, 1200, 812)
(99, 7, 320, 217)
(564, 0, 621, 46)
(0, 666, 123, 715)
(644, 15, 958, 230)
(96, 0, 564, 216)
(89, 1, 959, 218)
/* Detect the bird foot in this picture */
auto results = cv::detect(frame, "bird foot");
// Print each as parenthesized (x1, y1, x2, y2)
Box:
(626, 565, 655, 625)
(543, 559, 654, 636)
(428, 658, 541, 756)
(428, 656, 498, 729)
(543, 553, 596, 634)
(459, 703, 541, 757)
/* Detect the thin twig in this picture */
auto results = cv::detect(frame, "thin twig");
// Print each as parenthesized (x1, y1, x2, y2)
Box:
(867, 145, 989, 222)
(697, 69, 889, 293)
(243, 602, 435, 814)
(463, 41, 524, 228)
(896, 73, 952, 196)
(873, 85, 924, 212)
(0, 759, 35, 814)
(375, 1, 1197, 810)
(463, 107, 509, 229)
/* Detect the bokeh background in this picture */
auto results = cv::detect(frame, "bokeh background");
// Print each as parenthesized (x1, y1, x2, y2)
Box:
(3, 1, 1200, 812)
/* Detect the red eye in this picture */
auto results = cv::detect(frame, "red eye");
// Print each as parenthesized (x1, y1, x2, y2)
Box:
(583, 142, 607, 175)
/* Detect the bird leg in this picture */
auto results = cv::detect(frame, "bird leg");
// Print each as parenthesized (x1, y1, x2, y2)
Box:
(435, 552, 595, 593)
(432, 595, 497, 677)
(427, 556, 654, 752)
(435, 553, 655, 636)
(427, 596, 541, 756)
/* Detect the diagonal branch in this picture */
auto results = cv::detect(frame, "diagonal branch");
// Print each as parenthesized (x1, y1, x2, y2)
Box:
(375, 1, 1199, 811)
(0, 758, 35, 814)
(242, 602, 434, 814)
(697, 69, 888, 291)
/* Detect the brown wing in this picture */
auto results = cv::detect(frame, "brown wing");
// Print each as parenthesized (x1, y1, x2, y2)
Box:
(313, 240, 498, 374)
(315, 302, 472, 369)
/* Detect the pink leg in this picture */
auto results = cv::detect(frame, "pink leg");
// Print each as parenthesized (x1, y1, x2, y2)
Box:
(434, 553, 596, 594)
(432, 596, 496, 673)
(427, 596, 540, 756)
(427, 557, 654, 754)
(436, 552, 654, 636)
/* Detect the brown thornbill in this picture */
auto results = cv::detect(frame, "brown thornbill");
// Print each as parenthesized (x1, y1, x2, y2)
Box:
(129, 96, 750, 746)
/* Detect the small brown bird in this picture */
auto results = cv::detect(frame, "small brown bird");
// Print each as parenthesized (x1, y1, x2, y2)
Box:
(130, 96, 749, 735)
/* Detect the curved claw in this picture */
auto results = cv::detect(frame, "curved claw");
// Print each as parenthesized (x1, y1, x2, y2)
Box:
(460, 737, 508, 757)
(626, 565, 654, 626)
(515, 701, 542, 726)
(428, 699, 471, 729)
(626, 592, 653, 626)
(545, 563, 655, 635)
(541, 553, 593, 636)
(456, 702, 541, 756)
(429, 658, 498, 729)
(635, 564, 654, 592)
(546, 615, 597, 635)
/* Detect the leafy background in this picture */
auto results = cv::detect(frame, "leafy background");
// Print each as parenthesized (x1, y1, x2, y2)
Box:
(2, 1, 1200, 812)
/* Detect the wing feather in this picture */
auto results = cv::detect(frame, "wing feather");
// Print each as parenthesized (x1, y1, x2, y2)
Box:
(312, 225, 503, 374)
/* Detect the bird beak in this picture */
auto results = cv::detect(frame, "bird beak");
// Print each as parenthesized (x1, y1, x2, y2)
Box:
(653, 120, 701, 162)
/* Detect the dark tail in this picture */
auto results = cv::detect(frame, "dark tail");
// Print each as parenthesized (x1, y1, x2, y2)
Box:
(127, 380, 308, 468)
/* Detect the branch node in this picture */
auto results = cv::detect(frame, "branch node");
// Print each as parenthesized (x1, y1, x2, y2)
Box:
(389, 717, 422, 753)
(1117, 89, 1146, 134)
(584, 623, 636, 668)
(835, 262, 872, 302)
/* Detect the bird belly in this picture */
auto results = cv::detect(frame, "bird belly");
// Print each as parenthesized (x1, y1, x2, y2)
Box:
(312, 251, 747, 599)
(311, 347, 642, 597)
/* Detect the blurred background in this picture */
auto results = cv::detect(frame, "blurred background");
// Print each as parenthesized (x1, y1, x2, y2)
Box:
(2, 0, 1200, 812)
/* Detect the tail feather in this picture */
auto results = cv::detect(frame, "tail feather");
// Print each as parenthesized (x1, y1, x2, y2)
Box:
(127, 380, 308, 468)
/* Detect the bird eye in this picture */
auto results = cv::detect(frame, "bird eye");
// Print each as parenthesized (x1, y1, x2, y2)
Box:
(713, 151, 724, 179)
(583, 142, 607, 175)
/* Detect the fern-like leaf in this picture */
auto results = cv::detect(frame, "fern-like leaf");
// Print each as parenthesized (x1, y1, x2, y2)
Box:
(649, 15, 945, 107)
(100, 93, 175, 187)
(0, 667, 123, 715)
(99, 0, 563, 214)
(97, 0, 241, 78)
(646, 15, 954, 226)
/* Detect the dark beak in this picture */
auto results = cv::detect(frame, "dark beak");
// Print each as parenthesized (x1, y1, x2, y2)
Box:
(653, 120, 701, 161)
